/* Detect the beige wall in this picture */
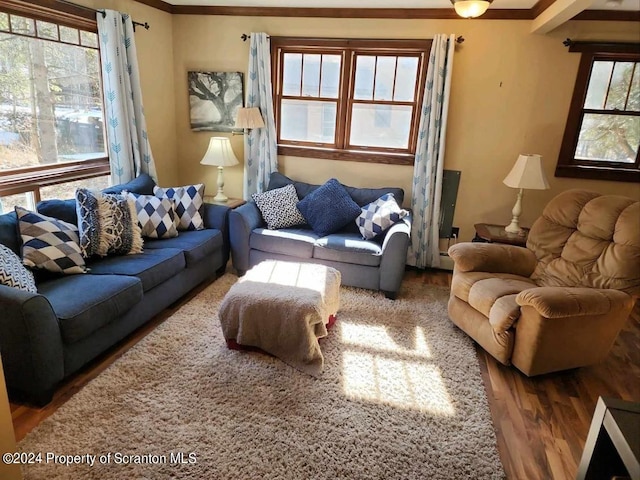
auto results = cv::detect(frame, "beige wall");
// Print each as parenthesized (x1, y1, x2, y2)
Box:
(172, 15, 640, 242)
(74, 0, 178, 185)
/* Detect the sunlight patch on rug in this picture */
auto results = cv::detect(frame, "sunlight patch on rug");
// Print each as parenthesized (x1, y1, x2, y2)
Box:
(340, 322, 433, 358)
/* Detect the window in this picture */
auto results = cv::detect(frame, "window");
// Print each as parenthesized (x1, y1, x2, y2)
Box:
(556, 42, 640, 183)
(272, 38, 431, 165)
(0, 1, 110, 212)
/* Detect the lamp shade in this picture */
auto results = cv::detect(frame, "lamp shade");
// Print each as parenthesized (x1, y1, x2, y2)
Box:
(234, 107, 265, 129)
(200, 137, 239, 167)
(503, 154, 550, 190)
(451, 0, 493, 18)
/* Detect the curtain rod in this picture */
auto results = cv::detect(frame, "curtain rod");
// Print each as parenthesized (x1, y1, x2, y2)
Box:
(241, 33, 464, 43)
(56, 0, 150, 31)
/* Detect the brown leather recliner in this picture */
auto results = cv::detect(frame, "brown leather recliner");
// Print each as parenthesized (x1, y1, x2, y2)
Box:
(448, 189, 640, 376)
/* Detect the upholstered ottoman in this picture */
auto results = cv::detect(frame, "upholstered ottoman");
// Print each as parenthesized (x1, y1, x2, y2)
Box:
(218, 260, 341, 375)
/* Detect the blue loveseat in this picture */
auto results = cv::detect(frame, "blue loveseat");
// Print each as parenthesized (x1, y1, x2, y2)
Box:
(0, 174, 230, 405)
(229, 172, 411, 299)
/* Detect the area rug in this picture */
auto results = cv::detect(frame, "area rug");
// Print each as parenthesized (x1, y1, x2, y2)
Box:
(19, 274, 505, 479)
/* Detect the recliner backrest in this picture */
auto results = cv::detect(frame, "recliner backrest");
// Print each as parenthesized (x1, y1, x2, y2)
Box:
(527, 189, 640, 296)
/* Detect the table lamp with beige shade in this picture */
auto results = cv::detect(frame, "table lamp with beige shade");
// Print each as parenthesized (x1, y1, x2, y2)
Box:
(503, 153, 550, 234)
(200, 137, 240, 202)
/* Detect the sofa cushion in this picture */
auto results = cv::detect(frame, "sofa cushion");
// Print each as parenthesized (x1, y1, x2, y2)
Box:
(126, 192, 178, 239)
(102, 173, 157, 195)
(356, 193, 409, 240)
(252, 184, 306, 230)
(86, 248, 185, 292)
(38, 273, 143, 343)
(251, 228, 319, 258)
(144, 230, 223, 267)
(0, 211, 19, 255)
(313, 233, 382, 267)
(37, 199, 77, 225)
(76, 189, 143, 257)
(297, 179, 361, 237)
(0, 244, 37, 293)
(154, 184, 205, 231)
(16, 207, 87, 275)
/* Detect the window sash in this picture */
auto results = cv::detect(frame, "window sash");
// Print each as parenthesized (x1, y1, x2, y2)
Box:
(272, 37, 430, 164)
(556, 47, 640, 183)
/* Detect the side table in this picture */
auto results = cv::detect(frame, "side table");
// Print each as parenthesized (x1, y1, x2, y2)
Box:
(204, 197, 246, 209)
(473, 223, 529, 247)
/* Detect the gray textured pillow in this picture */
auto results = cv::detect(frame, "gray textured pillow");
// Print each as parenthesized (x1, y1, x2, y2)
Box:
(252, 184, 306, 230)
(0, 243, 37, 292)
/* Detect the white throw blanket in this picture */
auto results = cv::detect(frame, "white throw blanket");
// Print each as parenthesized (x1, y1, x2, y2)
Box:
(218, 261, 341, 376)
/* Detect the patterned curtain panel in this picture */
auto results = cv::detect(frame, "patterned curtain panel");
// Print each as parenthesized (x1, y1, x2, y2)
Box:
(97, 11, 157, 184)
(406, 34, 456, 269)
(243, 33, 278, 199)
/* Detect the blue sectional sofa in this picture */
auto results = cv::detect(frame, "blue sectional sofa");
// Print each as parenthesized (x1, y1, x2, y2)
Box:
(229, 172, 411, 299)
(0, 175, 230, 405)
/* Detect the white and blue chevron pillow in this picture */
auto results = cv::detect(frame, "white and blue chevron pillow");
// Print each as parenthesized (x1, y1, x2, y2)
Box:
(356, 193, 409, 240)
(154, 184, 205, 231)
(0, 243, 37, 293)
(16, 207, 87, 275)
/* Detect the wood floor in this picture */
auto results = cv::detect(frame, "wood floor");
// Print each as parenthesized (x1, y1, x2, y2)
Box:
(10, 269, 640, 480)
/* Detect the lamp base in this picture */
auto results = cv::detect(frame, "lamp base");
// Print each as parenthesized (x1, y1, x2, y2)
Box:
(214, 166, 228, 202)
(213, 192, 229, 202)
(505, 188, 524, 235)
(504, 222, 523, 235)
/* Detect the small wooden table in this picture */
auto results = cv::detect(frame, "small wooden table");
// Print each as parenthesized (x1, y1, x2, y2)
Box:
(204, 197, 246, 209)
(473, 223, 529, 247)
(577, 397, 640, 480)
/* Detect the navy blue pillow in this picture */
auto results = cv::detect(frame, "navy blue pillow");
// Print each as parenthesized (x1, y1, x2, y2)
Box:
(297, 179, 361, 237)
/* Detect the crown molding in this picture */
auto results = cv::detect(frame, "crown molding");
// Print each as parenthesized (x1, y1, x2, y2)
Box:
(134, 0, 638, 22)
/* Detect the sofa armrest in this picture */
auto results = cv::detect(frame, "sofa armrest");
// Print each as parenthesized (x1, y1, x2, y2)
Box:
(0, 285, 64, 403)
(448, 242, 537, 277)
(229, 202, 265, 273)
(379, 214, 412, 297)
(516, 287, 634, 319)
(203, 203, 232, 264)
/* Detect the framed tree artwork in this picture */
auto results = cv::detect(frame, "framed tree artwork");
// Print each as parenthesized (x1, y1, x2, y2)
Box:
(188, 71, 244, 131)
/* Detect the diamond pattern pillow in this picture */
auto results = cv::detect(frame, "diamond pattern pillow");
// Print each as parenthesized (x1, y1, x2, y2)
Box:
(15, 207, 86, 275)
(76, 189, 143, 258)
(154, 184, 205, 231)
(356, 193, 409, 240)
(0, 243, 37, 292)
(126, 192, 178, 239)
(252, 184, 306, 230)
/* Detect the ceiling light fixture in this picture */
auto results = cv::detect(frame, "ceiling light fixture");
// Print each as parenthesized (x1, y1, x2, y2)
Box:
(451, 0, 493, 18)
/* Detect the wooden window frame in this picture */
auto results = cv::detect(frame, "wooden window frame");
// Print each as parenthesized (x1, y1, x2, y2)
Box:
(556, 42, 640, 183)
(0, 0, 109, 200)
(271, 37, 431, 165)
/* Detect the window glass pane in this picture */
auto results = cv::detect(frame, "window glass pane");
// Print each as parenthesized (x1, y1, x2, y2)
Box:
(585, 61, 613, 110)
(280, 99, 336, 143)
(40, 176, 111, 201)
(59, 26, 79, 45)
(394, 57, 419, 102)
(302, 54, 320, 97)
(0, 192, 35, 214)
(80, 31, 98, 49)
(320, 54, 341, 99)
(576, 113, 639, 163)
(354, 56, 375, 100)
(629, 66, 640, 111)
(0, 13, 9, 32)
(36, 20, 58, 41)
(0, 34, 106, 172)
(605, 62, 635, 111)
(282, 53, 302, 96)
(374, 56, 396, 101)
(10, 15, 35, 36)
(350, 104, 412, 149)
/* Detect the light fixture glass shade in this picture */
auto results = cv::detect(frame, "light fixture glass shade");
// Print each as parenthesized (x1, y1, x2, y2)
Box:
(451, 0, 492, 18)
(234, 107, 265, 129)
(503, 154, 550, 190)
(200, 137, 240, 167)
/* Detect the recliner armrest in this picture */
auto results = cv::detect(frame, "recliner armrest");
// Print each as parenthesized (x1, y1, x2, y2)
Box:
(448, 242, 537, 277)
(516, 287, 634, 318)
(379, 213, 412, 297)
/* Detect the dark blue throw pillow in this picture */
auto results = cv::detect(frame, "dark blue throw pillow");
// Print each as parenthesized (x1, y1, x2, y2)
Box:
(297, 178, 361, 237)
